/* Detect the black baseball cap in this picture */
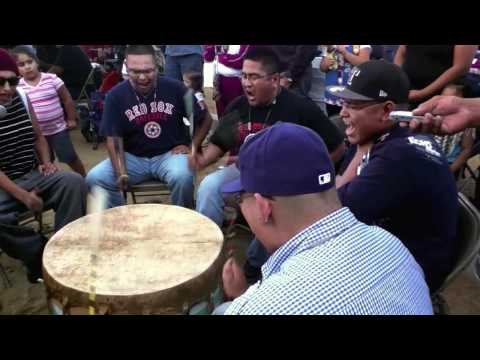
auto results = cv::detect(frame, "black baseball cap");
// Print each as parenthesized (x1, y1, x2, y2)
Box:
(326, 60, 410, 104)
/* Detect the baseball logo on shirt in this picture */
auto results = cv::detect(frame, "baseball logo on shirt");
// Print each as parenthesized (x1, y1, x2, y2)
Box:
(144, 121, 162, 138)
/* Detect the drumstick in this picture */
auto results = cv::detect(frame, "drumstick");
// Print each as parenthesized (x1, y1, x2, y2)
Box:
(113, 137, 128, 198)
(87, 186, 108, 315)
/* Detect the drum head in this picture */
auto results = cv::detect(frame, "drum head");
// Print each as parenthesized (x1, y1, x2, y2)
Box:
(43, 204, 224, 297)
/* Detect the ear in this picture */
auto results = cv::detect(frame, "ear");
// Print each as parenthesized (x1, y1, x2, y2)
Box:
(254, 193, 273, 224)
(271, 72, 281, 83)
(382, 101, 396, 122)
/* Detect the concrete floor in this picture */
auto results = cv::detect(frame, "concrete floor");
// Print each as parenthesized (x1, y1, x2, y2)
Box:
(1, 86, 480, 315)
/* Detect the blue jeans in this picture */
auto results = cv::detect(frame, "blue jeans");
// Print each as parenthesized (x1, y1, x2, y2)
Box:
(164, 54, 204, 82)
(86, 152, 194, 209)
(196, 164, 240, 227)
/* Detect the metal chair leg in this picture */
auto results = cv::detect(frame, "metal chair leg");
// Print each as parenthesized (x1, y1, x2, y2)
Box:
(0, 252, 12, 288)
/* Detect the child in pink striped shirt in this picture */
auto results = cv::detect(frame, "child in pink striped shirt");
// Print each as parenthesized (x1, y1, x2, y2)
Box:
(12, 46, 86, 176)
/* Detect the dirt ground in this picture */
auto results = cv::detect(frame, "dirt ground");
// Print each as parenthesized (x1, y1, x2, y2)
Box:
(1, 88, 480, 315)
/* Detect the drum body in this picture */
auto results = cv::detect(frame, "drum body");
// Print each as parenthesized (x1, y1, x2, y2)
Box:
(42, 204, 225, 315)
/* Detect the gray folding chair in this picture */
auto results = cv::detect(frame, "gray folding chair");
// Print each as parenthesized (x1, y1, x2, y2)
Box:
(76, 67, 96, 105)
(431, 192, 480, 314)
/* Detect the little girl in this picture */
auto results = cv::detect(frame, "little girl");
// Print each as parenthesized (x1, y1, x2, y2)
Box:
(434, 80, 475, 177)
(12, 46, 86, 176)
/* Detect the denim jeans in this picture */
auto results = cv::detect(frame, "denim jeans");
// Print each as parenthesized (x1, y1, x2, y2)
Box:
(86, 151, 194, 209)
(164, 54, 204, 82)
(195, 164, 240, 227)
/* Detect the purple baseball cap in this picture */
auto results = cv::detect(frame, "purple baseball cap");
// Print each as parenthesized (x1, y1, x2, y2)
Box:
(222, 122, 335, 196)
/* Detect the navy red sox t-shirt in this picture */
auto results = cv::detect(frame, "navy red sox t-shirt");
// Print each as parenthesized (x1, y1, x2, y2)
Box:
(337, 125, 458, 293)
(100, 76, 205, 157)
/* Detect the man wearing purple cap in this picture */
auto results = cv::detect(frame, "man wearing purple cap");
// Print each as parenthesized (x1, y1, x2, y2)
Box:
(329, 60, 458, 293)
(216, 122, 432, 315)
(0, 48, 87, 281)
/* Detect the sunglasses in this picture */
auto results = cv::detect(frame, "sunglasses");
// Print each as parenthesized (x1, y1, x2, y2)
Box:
(0, 76, 20, 87)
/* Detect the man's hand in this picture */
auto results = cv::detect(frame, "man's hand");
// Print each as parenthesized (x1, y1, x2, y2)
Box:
(408, 89, 425, 102)
(22, 188, 43, 213)
(171, 144, 190, 155)
(187, 153, 199, 171)
(38, 162, 58, 176)
(222, 257, 248, 300)
(409, 95, 473, 135)
(117, 174, 129, 192)
(66, 119, 77, 130)
(187, 150, 208, 171)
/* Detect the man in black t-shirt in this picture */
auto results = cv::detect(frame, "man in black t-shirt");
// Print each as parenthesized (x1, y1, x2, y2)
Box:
(268, 45, 318, 97)
(188, 47, 345, 228)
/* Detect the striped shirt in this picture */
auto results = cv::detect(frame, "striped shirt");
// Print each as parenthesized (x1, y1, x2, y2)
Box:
(0, 91, 38, 180)
(18, 73, 66, 136)
(225, 207, 433, 315)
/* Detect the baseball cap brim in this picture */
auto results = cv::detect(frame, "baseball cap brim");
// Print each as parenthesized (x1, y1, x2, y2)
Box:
(326, 85, 375, 101)
(221, 178, 244, 194)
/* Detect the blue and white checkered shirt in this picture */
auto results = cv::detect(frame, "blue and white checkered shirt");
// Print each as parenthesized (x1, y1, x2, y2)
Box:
(225, 207, 433, 315)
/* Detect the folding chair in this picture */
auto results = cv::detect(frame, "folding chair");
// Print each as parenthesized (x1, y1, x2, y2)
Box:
(76, 67, 96, 105)
(459, 133, 480, 207)
(124, 180, 171, 204)
(18, 210, 44, 232)
(431, 192, 480, 314)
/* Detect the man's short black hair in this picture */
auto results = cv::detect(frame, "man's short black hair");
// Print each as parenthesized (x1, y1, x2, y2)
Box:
(125, 45, 156, 57)
(244, 46, 281, 74)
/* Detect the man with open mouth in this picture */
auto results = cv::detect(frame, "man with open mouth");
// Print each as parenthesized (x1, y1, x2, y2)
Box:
(331, 60, 458, 294)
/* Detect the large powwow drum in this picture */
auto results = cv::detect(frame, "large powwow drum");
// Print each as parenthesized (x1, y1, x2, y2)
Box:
(42, 204, 225, 314)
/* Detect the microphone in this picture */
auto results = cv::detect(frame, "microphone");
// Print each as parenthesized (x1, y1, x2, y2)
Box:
(0, 105, 7, 119)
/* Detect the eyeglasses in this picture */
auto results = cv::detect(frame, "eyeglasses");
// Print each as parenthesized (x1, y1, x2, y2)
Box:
(341, 100, 383, 110)
(241, 72, 276, 83)
(0, 76, 20, 87)
(126, 67, 156, 77)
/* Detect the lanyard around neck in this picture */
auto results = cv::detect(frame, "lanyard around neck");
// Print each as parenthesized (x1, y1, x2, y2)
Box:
(129, 81, 157, 106)
(247, 96, 277, 132)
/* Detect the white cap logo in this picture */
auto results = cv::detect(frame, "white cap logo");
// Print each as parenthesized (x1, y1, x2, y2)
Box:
(379, 90, 388, 97)
(347, 68, 361, 86)
(318, 173, 331, 185)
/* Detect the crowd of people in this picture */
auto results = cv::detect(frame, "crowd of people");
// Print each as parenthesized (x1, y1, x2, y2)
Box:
(1, 44, 480, 315)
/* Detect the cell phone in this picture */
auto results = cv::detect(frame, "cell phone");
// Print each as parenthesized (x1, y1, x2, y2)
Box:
(389, 111, 425, 123)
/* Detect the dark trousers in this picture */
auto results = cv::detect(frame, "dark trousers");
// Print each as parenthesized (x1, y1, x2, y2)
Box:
(0, 169, 87, 232)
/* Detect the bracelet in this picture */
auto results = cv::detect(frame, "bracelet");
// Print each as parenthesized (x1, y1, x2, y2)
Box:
(119, 174, 129, 179)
